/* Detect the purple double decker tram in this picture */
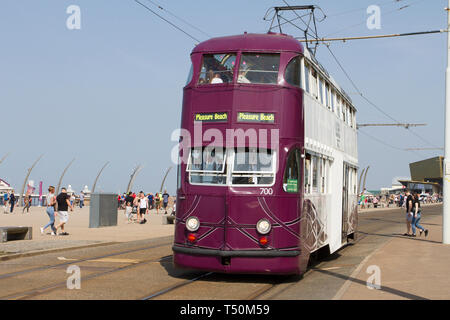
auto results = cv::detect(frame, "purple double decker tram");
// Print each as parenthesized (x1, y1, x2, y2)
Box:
(173, 33, 358, 275)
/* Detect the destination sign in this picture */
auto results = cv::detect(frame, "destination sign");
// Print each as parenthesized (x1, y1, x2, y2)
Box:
(237, 112, 275, 123)
(194, 112, 228, 122)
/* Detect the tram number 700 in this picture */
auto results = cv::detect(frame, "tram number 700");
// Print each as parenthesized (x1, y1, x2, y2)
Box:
(259, 188, 273, 195)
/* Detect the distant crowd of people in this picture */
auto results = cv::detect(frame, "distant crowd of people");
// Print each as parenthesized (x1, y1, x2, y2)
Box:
(118, 190, 175, 224)
(359, 191, 442, 209)
(1, 190, 85, 215)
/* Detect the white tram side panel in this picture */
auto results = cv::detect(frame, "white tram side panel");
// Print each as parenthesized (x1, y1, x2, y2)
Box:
(303, 91, 358, 254)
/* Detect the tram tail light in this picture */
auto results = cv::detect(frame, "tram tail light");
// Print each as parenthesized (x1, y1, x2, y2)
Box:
(259, 236, 269, 246)
(187, 233, 197, 242)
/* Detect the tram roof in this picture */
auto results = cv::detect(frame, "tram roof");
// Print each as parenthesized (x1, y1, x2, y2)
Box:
(193, 32, 303, 54)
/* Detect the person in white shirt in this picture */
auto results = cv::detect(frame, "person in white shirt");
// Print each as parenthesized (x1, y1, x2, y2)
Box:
(238, 71, 251, 83)
(138, 192, 148, 224)
(210, 73, 223, 84)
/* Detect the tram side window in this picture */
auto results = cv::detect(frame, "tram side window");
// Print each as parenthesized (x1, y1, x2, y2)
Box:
(238, 53, 280, 84)
(331, 90, 336, 113)
(304, 153, 311, 194)
(311, 69, 318, 99)
(320, 158, 326, 193)
(283, 149, 301, 193)
(304, 63, 310, 93)
(319, 78, 324, 105)
(284, 56, 301, 87)
(312, 156, 319, 193)
(325, 83, 330, 110)
(232, 148, 275, 186)
(198, 53, 236, 85)
(187, 147, 227, 185)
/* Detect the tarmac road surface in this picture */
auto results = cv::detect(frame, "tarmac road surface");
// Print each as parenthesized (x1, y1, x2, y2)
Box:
(0, 204, 443, 300)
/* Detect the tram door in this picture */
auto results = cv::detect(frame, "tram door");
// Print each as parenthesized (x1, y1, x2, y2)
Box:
(341, 163, 350, 243)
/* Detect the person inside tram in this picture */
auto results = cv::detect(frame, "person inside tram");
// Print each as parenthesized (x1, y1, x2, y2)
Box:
(237, 70, 251, 83)
(210, 73, 223, 84)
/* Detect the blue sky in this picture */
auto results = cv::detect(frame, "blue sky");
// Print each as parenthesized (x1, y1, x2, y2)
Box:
(0, 0, 446, 194)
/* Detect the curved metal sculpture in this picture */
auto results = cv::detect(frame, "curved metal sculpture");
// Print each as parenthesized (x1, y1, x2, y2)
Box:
(0, 152, 10, 166)
(92, 161, 110, 193)
(56, 158, 75, 195)
(19, 154, 43, 207)
(362, 166, 370, 194)
(159, 166, 172, 193)
(126, 164, 143, 194)
(358, 167, 367, 196)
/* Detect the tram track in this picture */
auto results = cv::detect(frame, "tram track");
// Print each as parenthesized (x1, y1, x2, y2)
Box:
(0, 240, 175, 300)
(0, 240, 172, 281)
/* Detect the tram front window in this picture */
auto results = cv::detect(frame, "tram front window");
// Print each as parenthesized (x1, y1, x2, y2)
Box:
(198, 53, 236, 85)
(232, 148, 275, 185)
(238, 53, 280, 84)
(187, 147, 227, 185)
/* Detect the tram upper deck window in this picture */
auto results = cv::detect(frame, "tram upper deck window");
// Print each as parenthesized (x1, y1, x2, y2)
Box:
(284, 56, 301, 87)
(238, 53, 280, 85)
(232, 148, 275, 186)
(198, 53, 236, 85)
(187, 147, 227, 185)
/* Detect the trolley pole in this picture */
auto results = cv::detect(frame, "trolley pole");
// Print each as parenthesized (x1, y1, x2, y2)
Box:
(444, 2, 450, 244)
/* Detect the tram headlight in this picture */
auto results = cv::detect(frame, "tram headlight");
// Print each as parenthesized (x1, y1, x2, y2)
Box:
(186, 216, 200, 232)
(256, 219, 271, 235)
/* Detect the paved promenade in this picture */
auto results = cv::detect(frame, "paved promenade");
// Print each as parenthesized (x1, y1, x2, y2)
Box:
(339, 210, 450, 300)
(0, 205, 174, 258)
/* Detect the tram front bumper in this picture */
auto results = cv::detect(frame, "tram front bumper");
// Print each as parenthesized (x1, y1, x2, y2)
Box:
(172, 245, 300, 257)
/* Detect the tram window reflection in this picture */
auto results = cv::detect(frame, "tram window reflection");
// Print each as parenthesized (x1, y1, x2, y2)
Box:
(304, 153, 311, 194)
(285, 56, 301, 87)
(232, 148, 275, 186)
(283, 149, 301, 193)
(238, 53, 280, 84)
(198, 53, 236, 85)
(187, 147, 227, 185)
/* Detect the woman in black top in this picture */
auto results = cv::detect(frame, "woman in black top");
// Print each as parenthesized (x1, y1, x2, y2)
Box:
(412, 193, 428, 237)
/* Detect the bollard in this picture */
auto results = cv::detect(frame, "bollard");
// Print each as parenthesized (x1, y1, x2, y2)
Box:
(89, 193, 118, 228)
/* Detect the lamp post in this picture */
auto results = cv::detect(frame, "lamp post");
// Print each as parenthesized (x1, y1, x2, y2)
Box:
(443, 2, 450, 244)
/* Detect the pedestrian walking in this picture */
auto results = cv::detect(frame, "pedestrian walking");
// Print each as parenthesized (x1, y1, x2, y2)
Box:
(79, 192, 84, 208)
(403, 190, 414, 236)
(412, 192, 429, 237)
(124, 191, 134, 223)
(138, 192, 148, 224)
(147, 193, 154, 210)
(70, 194, 75, 207)
(40, 186, 57, 236)
(54, 187, 73, 235)
(155, 192, 160, 214)
(171, 200, 176, 216)
(9, 191, 15, 213)
(162, 190, 169, 214)
(22, 194, 32, 213)
(3, 192, 9, 213)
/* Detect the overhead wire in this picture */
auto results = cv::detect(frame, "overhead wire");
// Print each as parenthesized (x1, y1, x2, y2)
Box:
(142, 0, 212, 39)
(133, 0, 201, 44)
(280, 0, 442, 152)
(324, 0, 428, 38)
(358, 129, 426, 158)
